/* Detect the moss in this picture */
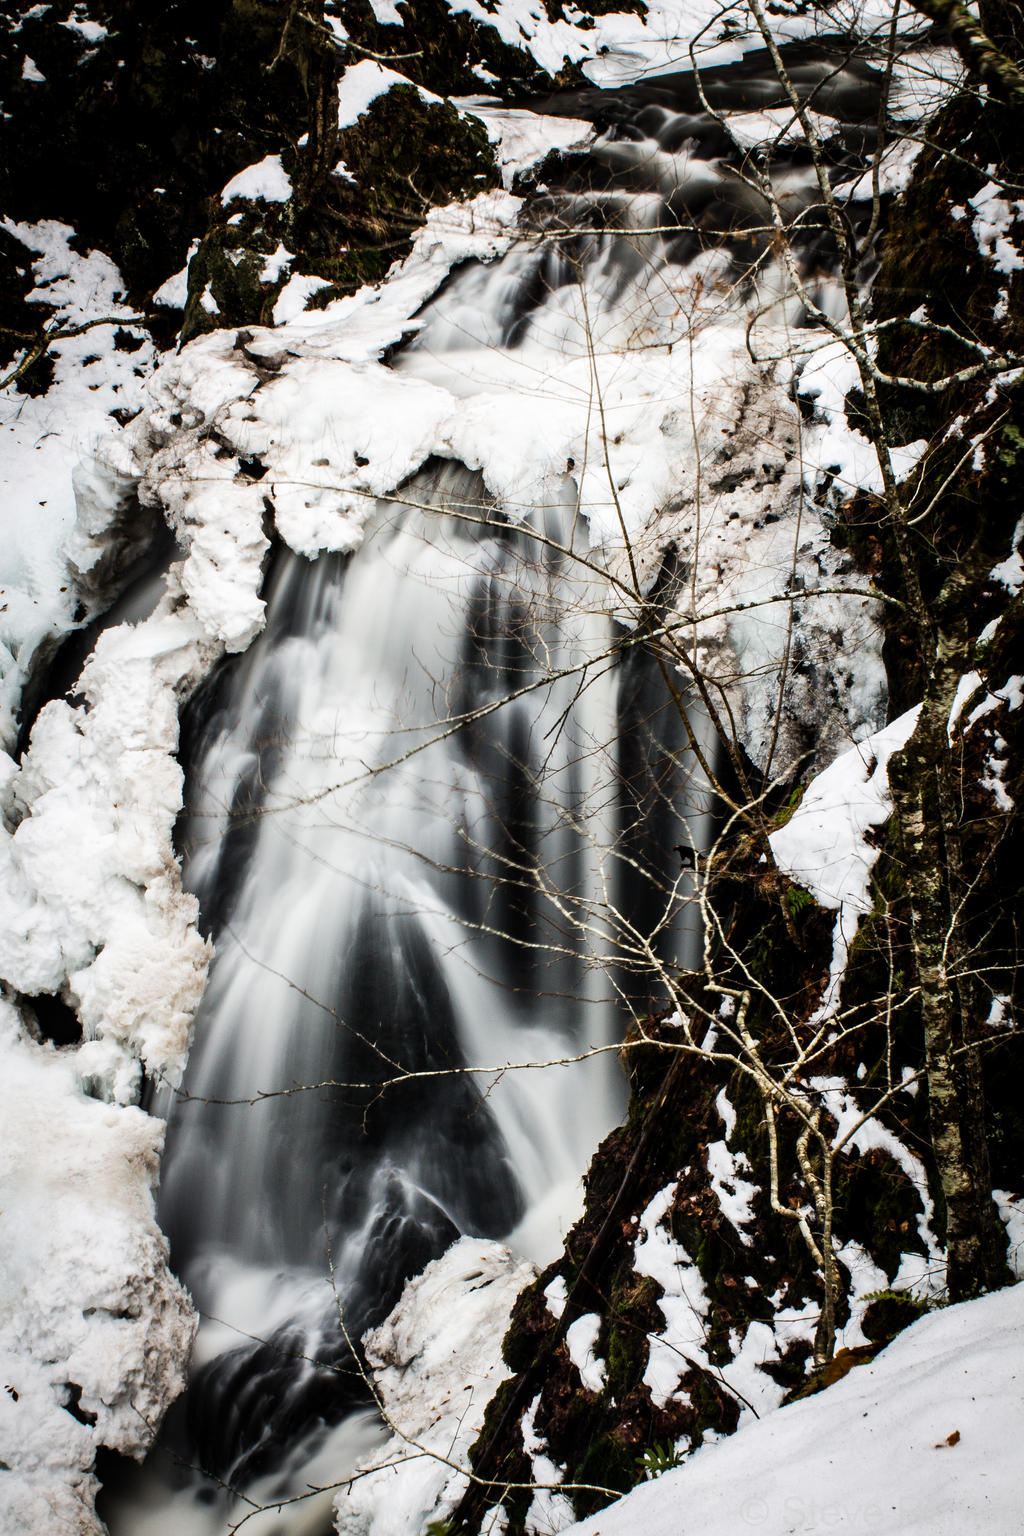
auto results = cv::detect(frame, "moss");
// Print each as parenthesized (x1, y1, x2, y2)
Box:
(322, 87, 500, 293)
(603, 1274, 660, 1397)
(860, 1290, 932, 1345)
(839, 1149, 929, 1282)
(180, 220, 282, 342)
(571, 1431, 638, 1504)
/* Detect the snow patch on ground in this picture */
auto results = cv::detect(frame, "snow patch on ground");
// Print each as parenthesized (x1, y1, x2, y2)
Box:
(521, 1393, 576, 1536)
(968, 181, 1024, 275)
(633, 1185, 708, 1408)
(812, 1076, 944, 1282)
(995, 1192, 1024, 1278)
(544, 1273, 568, 1321)
(152, 239, 200, 309)
(707, 1090, 757, 1245)
(272, 271, 334, 324)
(459, 100, 594, 188)
(990, 515, 1024, 591)
(633, 1183, 797, 1424)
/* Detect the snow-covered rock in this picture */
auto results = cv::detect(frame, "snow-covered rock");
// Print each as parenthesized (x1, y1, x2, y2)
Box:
(334, 1237, 535, 1535)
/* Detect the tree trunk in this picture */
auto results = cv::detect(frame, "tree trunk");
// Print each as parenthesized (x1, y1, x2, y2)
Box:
(889, 556, 1010, 1299)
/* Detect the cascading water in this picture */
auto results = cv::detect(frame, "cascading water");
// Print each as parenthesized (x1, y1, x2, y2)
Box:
(104, 42, 884, 1534)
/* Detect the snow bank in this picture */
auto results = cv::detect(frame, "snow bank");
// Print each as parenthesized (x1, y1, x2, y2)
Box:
(563, 1281, 1024, 1536)
(0, 1001, 196, 1536)
(0, 598, 215, 1087)
(770, 706, 920, 918)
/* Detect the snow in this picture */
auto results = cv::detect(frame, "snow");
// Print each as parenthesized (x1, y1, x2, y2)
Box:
(0, 224, 240, 1527)
(633, 1185, 710, 1407)
(798, 337, 928, 501)
(152, 242, 199, 309)
(981, 738, 1013, 812)
(994, 1193, 1024, 1278)
(968, 180, 1024, 276)
(947, 669, 982, 742)
(0, 595, 215, 1082)
(633, 1183, 797, 1422)
(459, 100, 594, 188)
(965, 675, 1024, 731)
(61, 10, 108, 44)
(272, 271, 333, 323)
(259, 241, 294, 285)
(990, 516, 1024, 592)
(565, 1314, 607, 1394)
(337, 60, 441, 128)
(368, 0, 404, 23)
(771, 709, 919, 898)
(836, 136, 923, 202)
(544, 1273, 569, 1321)
(219, 154, 292, 206)
(563, 1282, 1024, 1536)
(770, 706, 921, 1014)
(812, 1077, 942, 1275)
(521, 1395, 576, 1536)
(724, 108, 833, 152)
(706, 1090, 758, 1244)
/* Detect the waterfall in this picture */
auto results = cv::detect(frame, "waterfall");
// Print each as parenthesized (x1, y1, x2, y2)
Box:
(103, 45, 881, 1532)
